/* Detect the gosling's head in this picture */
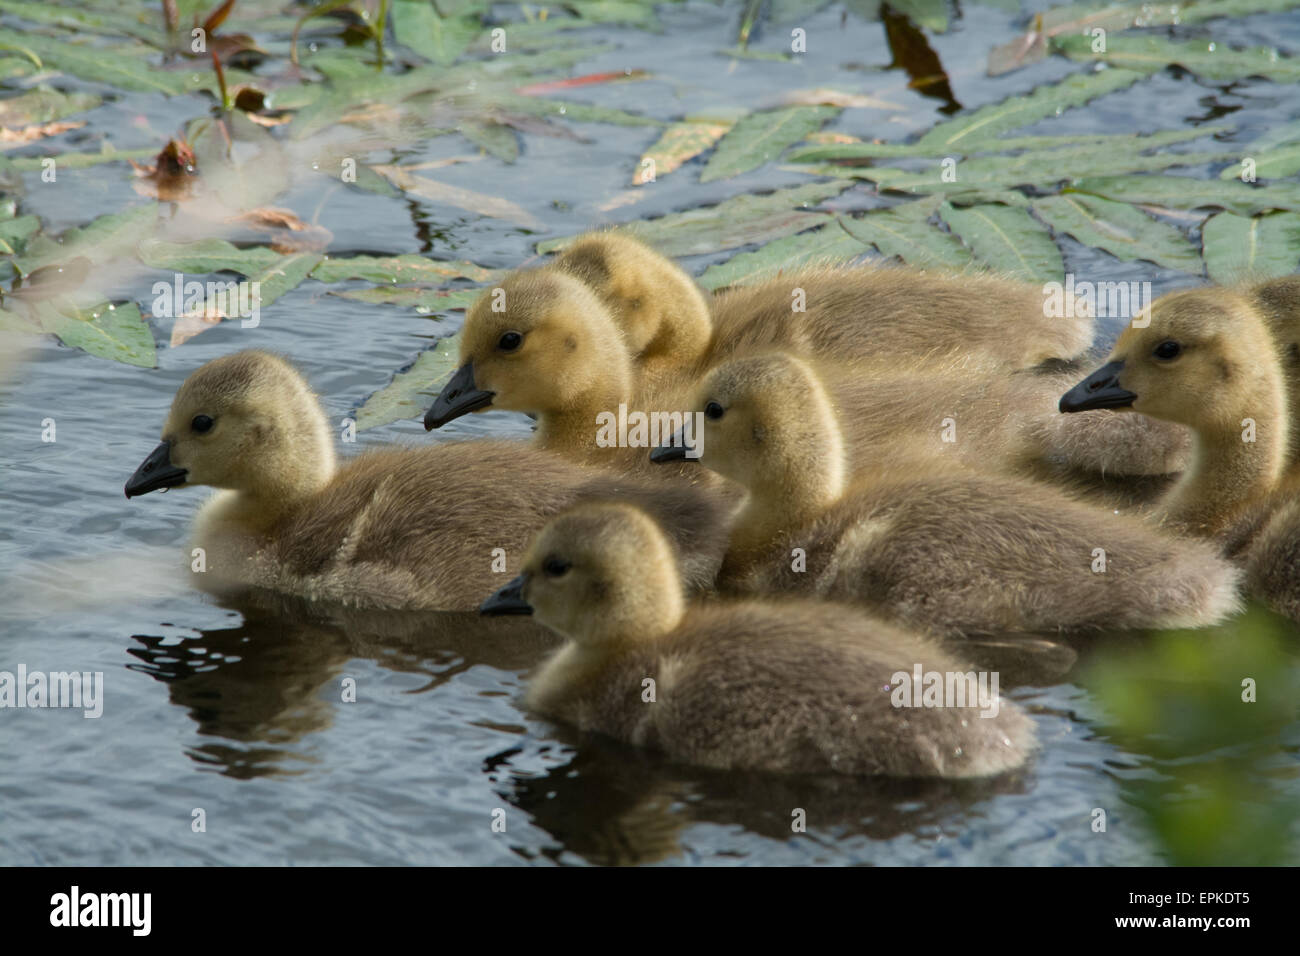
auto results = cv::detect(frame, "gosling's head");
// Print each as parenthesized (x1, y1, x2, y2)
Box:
(125, 350, 334, 500)
(425, 269, 633, 431)
(553, 231, 711, 364)
(479, 502, 686, 645)
(1060, 288, 1279, 431)
(651, 353, 845, 500)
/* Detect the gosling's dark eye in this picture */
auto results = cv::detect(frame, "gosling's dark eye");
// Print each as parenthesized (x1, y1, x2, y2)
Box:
(191, 414, 214, 433)
(704, 401, 725, 420)
(1153, 341, 1181, 360)
(498, 331, 523, 352)
(542, 555, 571, 578)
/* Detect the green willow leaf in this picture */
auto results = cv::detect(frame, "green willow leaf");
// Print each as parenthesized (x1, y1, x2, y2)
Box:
(1056, 34, 1300, 82)
(330, 287, 481, 312)
(839, 204, 971, 269)
(1032, 194, 1202, 273)
(787, 125, 1230, 163)
(312, 254, 494, 284)
(913, 68, 1143, 152)
(460, 121, 519, 163)
(137, 238, 283, 276)
(538, 181, 854, 257)
(356, 332, 462, 429)
(1221, 120, 1300, 180)
(16, 204, 158, 274)
(696, 223, 870, 291)
(701, 106, 840, 183)
(939, 202, 1063, 284)
(33, 299, 156, 367)
(859, 145, 1229, 191)
(1202, 211, 1300, 284)
(1072, 175, 1300, 216)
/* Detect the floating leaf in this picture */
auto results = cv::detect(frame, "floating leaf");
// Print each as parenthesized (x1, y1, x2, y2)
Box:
(1056, 34, 1300, 82)
(312, 254, 494, 284)
(0, 31, 247, 94)
(1072, 175, 1300, 216)
(939, 202, 1063, 284)
(697, 223, 869, 291)
(839, 201, 971, 269)
(0, 0, 164, 45)
(988, 20, 1047, 77)
(248, 251, 323, 309)
(0, 87, 100, 126)
(460, 121, 519, 163)
(634, 119, 733, 185)
(861, 143, 1229, 191)
(1033, 193, 1202, 273)
(886, 0, 950, 33)
(32, 300, 156, 367)
(781, 89, 904, 110)
(1202, 211, 1300, 285)
(701, 106, 839, 183)
(539, 180, 854, 257)
(16, 204, 158, 274)
(392, 0, 480, 66)
(787, 125, 1227, 163)
(0, 213, 39, 251)
(1221, 120, 1300, 181)
(914, 68, 1143, 152)
(330, 286, 480, 312)
(484, 91, 660, 128)
(373, 164, 545, 229)
(355, 332, 462, 429)
(0, 144, 156, 172)
(137, 237, 282, 275)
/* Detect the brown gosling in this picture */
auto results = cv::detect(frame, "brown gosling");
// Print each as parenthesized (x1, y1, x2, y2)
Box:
(480, 501, 1036, 778)
(125, 350, 732, 610)
(653, 352, 1241, 638)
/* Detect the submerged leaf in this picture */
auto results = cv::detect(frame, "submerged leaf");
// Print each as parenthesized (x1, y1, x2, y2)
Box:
(1202, 211, 1300, 285)
(330, 287, 481, 312)
(374, 164, 545, 229)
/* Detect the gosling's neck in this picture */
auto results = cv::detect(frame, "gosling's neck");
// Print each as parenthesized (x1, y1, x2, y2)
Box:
(535, 367, 635, 455)
(1162, 386, 1289, 536)
(729, 445, 847, 557)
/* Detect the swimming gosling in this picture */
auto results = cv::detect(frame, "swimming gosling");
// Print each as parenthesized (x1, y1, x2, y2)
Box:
(481, 502, 1035, 778)
(125, 350, 732, 609)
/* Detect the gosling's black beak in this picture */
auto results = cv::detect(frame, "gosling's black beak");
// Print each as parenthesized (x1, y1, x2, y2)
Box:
(1059, 360, 1137, 413)
(650, 426, 694, 464)
(479, 575, 533, 616)
(425, 362, 494, 430)
(125, 440, 187, 498)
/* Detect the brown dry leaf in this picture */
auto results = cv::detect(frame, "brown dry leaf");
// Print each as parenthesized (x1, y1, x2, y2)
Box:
(246, 111, 293, 128)
(598, 190, 651, 213)
(805, 131, 862, 145)
(373, 165, 544, 229)
(169, 304, 227, 347)
(782, 88, 905, 110)
(230, 206, 333, 253)
(0, 120, 85, 148)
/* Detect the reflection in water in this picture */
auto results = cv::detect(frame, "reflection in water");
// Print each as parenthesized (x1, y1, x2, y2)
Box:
(127, 591, 560, 780)
(493, 730, 1033, 866)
